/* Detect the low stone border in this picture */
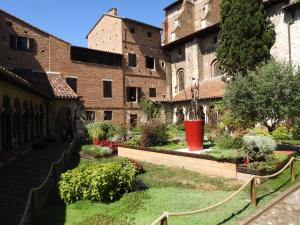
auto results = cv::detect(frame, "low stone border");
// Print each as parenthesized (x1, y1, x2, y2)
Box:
(118, 146, 238, 179)
(237, 182, 300, 225)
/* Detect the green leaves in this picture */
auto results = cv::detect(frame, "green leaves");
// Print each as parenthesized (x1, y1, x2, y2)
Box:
(59, 160, 136, 204)
(225, 60, 300, 132)
(216, 0, 275, 78)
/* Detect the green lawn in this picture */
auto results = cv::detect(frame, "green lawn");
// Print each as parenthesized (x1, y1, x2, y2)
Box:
(203, 147, 241, 160)
(279, 139, 300, 145)
(40, 155, 300, 225)
(154, 141, 187, 150)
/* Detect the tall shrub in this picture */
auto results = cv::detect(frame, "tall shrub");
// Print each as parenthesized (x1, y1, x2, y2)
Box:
(216, 0, 275, 78)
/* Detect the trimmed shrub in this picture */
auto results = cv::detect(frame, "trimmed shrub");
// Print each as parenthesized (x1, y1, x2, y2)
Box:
(75, 214, 132, 225)
(140, 122, 169, 147)
(248, 128, 271, 137)
(59, 160, 136, 204)
(215, 135, 243, 149)
(272, 126, 292, 140)
(243, 135, 276, 162)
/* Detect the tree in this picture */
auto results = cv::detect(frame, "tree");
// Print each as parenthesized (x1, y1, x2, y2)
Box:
(139, 97, 162, 120)
(224, 60, 300, 132)
(216, 0, 275, 78)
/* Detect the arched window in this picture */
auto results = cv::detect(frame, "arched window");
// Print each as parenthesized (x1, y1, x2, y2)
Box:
(212, 61, 222, 77)
(177, 69, 185, 92)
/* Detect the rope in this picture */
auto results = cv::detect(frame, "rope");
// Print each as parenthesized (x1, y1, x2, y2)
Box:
(150, 156, 299, 224)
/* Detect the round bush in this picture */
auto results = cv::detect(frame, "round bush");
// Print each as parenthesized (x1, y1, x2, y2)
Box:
(59, 160, 136, 204)
(272, 126, 292, 140)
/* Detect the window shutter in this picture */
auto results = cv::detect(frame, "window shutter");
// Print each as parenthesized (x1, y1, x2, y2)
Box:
(10, 35, 16, 49)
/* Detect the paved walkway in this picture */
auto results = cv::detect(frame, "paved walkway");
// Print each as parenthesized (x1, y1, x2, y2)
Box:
(248, 187, 300, 225)
(0, 141, 70, 225)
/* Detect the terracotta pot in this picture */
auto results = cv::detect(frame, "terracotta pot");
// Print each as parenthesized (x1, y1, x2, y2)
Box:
(184, 120, 204, 151)
(93, 138, 101, 146)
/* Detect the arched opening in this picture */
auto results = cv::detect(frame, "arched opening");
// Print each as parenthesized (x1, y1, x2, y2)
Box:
(56, 107, 72, 139)
(13, 98, 22, 146)
(2, 96, 13, 150)
(29, 103, 34, 140)
(22, 101, 29, 143)
(177, 69, 185, 92)
(40, 104, 45, 137)
(212, 60, 222, 77)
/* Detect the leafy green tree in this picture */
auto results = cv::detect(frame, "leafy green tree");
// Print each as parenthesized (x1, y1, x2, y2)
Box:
(224, 60, 300, 132)
(139, 97, 162, 120)
(216, 0, 275, 78)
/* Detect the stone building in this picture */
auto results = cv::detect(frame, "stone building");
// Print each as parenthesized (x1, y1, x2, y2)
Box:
(87, 8, 167, 126)
(161, 0, 300, 124)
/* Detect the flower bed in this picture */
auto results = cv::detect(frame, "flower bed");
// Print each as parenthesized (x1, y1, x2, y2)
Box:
(237, 151, 297, 176)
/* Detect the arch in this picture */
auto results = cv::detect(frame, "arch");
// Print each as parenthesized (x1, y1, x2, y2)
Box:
(56, 107, 72, 139)
(2, 96, 13, 150)
(29, 103, 34, 140)
(211, 60, 222, 77)
(22, 101, 29, 143)
(177, 69, 185, 92)
(13, 98, 22, 146)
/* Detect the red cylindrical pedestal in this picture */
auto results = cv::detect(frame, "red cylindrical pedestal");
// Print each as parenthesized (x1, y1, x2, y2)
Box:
(184, 120, 205, 151)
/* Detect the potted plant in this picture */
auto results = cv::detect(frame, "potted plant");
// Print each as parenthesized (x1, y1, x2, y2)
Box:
(184, 81, 205, 151)
(92, 128, 105, 146)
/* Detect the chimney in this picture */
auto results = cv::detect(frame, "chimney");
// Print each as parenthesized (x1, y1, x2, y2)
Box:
(107, 8, 118, 16)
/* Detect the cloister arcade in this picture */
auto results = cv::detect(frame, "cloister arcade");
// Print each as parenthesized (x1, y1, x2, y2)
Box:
(0, 84, 47, 152)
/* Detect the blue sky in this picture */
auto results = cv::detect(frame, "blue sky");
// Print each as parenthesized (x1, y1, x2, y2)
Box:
(0, 0, 174, 46)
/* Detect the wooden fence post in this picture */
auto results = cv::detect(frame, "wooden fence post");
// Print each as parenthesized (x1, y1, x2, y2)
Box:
(291, 159, 296, 182)
(250, 178, 257, 206)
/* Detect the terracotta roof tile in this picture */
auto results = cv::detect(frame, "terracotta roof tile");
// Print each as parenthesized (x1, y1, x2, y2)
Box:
(12, 70, 77, 99)
(172, 79, 225, 102)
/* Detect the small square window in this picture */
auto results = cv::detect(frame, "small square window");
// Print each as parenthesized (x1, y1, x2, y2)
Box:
(178, 48, 182, 55)
(104, 111, 113, 121)
(161, 61, 165, 68)
(129, 27, 135, 34)
(146, 56, 155, 69)
(66, 77, 77, 93)
(126, 87, 138, 102)
(149, 88, 156, 98)
(147, 32, 152, 38)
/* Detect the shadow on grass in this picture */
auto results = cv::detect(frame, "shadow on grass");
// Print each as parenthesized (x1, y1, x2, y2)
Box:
(39, 152, 81, 225)
(218, 203, 251, 225)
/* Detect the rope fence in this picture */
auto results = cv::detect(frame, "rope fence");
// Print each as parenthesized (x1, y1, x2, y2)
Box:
(151, 156, 299, 225)
(19, 137, 80, 225)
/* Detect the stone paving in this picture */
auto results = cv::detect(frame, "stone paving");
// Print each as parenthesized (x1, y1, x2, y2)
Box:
(0, 141, 70, 225)
(248, 187, 300, 225)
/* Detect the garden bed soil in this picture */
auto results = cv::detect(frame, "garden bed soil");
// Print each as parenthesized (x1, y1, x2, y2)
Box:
(237, 151, 297, 176)
(118, 145, 238, 179)
(119, 144, 242, 163)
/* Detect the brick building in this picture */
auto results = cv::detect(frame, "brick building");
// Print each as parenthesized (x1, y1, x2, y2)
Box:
(87, 8, 166, 126)
(161, 0, 300, 124)
(0, 7, 167, 155)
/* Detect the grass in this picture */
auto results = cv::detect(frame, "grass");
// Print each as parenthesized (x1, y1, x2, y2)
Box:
(81, 144, 100, 154)
(154, 141, 187, 150)
(203, 147, 241, 160)
(40, 154, 300, 225)
(279, 139, 300, 145)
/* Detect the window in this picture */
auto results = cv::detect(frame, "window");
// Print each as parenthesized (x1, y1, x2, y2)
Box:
(126, 87, 138, 102)
(147, 32, 152, 38)
(103, 80, 112, 98)
(10, 35, 34, 51)
(66, 77, 77, 93)
(128, 53, 137, 67)
(146, 56, 155, 69)
(212, 61, 222, 77)
(178, 48, 182, 55)
(149, 88, 156, 98)
(129, 27, 135, 34)
(86, 111, 95, 122)
(161, 61, 165, 68)
(177, 69, 185, 92)
(104, 111, 113, 121)
(130, 114, 138, 128)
